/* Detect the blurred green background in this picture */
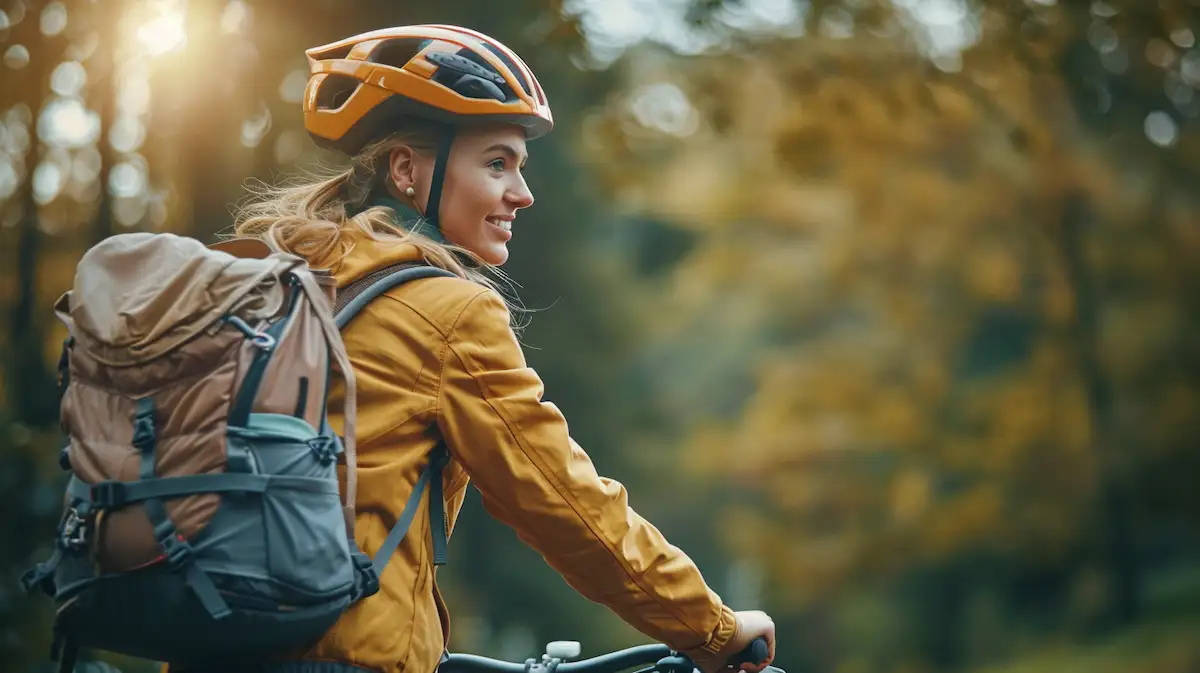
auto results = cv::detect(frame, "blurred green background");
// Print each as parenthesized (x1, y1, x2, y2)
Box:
(1, 0, 1198, 672)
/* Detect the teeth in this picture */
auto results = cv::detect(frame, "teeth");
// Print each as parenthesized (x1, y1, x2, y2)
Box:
(490, 218, 512, 231)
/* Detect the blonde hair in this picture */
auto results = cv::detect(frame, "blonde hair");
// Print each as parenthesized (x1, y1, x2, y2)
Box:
(230, 117, 524, 325)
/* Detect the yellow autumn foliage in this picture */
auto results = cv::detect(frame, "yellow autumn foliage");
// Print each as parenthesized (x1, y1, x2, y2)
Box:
(586, 1, 1200, 632)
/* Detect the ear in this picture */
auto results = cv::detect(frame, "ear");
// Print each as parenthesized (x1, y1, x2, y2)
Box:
(387, 146, 418, 193)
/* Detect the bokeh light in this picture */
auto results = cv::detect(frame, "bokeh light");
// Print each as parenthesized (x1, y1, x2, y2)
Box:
(135, 0, 187, 56)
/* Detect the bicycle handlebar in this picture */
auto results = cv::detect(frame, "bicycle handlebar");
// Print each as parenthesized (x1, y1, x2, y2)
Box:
(736, 639, 770, 667)
(441, 637, 773, 673)
(443, 644, 669, 673)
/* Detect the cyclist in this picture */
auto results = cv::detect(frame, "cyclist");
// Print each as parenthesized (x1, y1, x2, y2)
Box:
(223, 24, 777, 673)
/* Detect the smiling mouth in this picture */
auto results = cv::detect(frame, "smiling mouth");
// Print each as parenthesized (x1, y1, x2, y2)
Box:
(486, 217, 512, 231)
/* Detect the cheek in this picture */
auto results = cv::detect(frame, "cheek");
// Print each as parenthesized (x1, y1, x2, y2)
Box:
(442, 174, 502, 232)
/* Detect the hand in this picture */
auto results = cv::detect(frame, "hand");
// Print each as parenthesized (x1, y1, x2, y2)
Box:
(687, 610, 776, 673)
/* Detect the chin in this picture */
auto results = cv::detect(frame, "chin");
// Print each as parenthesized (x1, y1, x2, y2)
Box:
(478, 245, 509, 266)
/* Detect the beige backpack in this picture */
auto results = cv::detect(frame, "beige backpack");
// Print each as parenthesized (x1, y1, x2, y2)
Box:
(21, 232, 455, 672)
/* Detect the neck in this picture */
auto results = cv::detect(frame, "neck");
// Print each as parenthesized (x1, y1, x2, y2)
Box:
(353, 189, 447, 244)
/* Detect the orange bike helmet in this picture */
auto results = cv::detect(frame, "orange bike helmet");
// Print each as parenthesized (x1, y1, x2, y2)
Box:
(304, 24, 554, 156)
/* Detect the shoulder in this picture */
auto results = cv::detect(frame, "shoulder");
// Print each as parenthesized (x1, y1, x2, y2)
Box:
(375, 274, 510, 341)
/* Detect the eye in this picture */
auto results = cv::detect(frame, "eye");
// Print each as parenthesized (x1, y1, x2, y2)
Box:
(488, 158, 507, 172)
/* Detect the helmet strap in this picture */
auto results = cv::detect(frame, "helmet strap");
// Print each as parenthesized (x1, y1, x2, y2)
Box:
(425, 131, 456, 230)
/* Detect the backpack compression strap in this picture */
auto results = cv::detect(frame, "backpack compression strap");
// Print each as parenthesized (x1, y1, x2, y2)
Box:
(334, 263, 458, 574)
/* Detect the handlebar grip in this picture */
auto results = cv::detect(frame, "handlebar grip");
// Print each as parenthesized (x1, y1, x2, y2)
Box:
(732, 637, 770, 666)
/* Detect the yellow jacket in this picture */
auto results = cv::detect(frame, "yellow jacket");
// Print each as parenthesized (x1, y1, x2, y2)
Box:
(301, 232, 736, 672)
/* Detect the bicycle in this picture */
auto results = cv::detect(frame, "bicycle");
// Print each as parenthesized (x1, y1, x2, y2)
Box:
(440, 637, 779, 673)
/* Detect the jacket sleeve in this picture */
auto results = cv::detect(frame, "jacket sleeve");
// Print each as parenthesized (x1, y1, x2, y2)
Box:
(436, 289, 737, 656)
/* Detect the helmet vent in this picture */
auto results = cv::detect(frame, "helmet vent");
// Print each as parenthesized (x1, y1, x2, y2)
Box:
(315, 74, 360, 110)
(482, 43, 532, 98)
(368, 38, 426, 69)
(312, 44, 354, 61)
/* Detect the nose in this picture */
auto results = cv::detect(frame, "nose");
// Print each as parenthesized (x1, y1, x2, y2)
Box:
(506, 174, 534, 209)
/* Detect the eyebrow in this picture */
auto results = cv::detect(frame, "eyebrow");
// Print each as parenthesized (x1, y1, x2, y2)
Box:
(484, 143, 528, 165)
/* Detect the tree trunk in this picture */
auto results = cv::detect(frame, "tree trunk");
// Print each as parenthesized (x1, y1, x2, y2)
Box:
(90, 0, 121, 242)
(8, 5, 61, 428)
(1058, 191, 1140, 627)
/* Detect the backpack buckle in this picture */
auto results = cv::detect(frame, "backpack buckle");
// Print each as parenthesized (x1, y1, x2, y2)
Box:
(90, 481, 126, 509)
(160, 532, 194, 570)
(60, 508, 89, 551)
(351, 550, 380, 600)
(307, 436, 339, 466)
(430, 444, 451, 470)
(132, 415, 155, 451)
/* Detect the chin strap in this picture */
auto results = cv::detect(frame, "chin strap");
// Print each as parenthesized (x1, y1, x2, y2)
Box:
(425, 131, 456, 230)
(344, 129, 456, 238)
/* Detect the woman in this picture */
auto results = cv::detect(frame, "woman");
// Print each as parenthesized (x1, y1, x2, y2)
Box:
(230, 24, 776, 673)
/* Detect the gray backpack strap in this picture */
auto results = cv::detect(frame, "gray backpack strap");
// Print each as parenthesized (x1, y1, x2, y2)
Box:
(371, 442, 451, 575)
(334, 262, 457, 328)
(332, 263, 457, 576)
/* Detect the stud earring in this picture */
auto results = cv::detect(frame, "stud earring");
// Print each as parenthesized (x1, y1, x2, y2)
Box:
(404, 186, 415, 198)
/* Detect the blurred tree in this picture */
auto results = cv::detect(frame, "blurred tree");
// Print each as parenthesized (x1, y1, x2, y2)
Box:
(581, 0, 1200, 670)
(84, 0, 120, 244)
(1, 2, 77, 669)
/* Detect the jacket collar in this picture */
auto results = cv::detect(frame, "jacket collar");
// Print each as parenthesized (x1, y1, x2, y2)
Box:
(351, 190, 446, 245)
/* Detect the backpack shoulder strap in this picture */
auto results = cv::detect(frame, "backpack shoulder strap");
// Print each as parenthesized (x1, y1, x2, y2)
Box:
(331, 262, 458, 578)
(371, 443, 450, 576)
(334, 262, 458, 328)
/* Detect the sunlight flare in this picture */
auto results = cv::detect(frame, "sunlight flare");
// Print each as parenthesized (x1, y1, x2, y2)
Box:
(135, 1, 187, 56)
